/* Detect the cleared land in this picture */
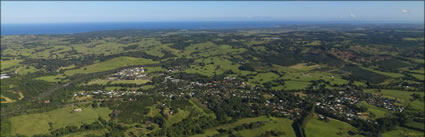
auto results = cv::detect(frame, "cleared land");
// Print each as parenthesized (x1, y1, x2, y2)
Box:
(64, 56, 158, 76)
(305, 114, 364, 137)
(8, 106, 112, 136)
(192, 116, 295, 137)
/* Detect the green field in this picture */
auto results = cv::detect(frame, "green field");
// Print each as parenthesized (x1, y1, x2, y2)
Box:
(57, 64, 76, 72)
(363, 89, 424, 105)
(305, 114, 364, 137)
(185, 56, 248, 76)
(192, 116, 296, 137)
(360, 67, 404, 78)
(382, 127, 424, 137)
(110, 79, 150, 85)
(411, 73, 424, 81)
(7, 106, 112, 136)
(145, 66, 167, 73)
(87, 79, 110, 85)
(282, 80, 311, 90)
(15, 65, 39, 75)
(360, 101, 388, 119)
(408, 99, 425, 111)
(62, 129, 108, 137)
(248, 72, 280, 84)
(36, 74, 67, 83)
(181, 42, 247, 58)
(1, 59, 22, 70)
(64, 56, 158, 76)
(403, 37, 425, 41)
(165, 109, 191, 127)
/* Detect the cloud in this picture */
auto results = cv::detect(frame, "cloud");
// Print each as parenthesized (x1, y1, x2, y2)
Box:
(401, 9, 408, 14)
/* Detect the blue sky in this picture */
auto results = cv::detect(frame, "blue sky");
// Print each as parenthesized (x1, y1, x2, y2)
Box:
(1, 1, 424, 24)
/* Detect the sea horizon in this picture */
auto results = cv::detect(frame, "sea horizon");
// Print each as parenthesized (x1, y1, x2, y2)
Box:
(1, 20, 423, 36)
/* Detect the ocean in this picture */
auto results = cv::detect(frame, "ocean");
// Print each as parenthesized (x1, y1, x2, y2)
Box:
(2, 21, 421, 36)
(1, 21, 291, 36)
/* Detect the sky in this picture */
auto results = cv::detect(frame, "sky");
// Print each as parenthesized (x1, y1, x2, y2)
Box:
(1, 1, 424, 24)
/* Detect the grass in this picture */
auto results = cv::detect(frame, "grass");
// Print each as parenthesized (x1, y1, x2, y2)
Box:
(16, 65, 39, 75)
(64, 56, 158, 76)
(57, 64, 76, 72)
(35, 74, 66, 83)
(248, 72, 280, 84)
(140, 85, 155, 90)
(0, 118, 12, 136)
(145, 44, 178, 57)
(382, 127, 424, 137)
(181, 42, 247, 58)
(309, 40, 321, 46)
(189, 99, 216, 118)
(284, 80, 311, 90)
(354, 81, 367, 87)
(361, 67, 404, 78)
(288, 63, 321, 71)
(110, 79, 150, 85)
(408, 68, 424, 74)
(411, 73, 424, 81)
(305, 114, 364, 137)
(104, 86, 123, 91)
(363, 89, 424, 105)
(165, 108, 190, 127)
(62, 129, 108, 137)
(403, 37, 425, 41)
(1, 59, 22, 70)
(147, 106, 162, 117)
(360, 101, 388, 119)
(408, 100, 424, 111)
(184, 56, 247, 76)
(404, 120, 425, 131)
(145, 66, 167, 73)
(191, 116, 295, 137)
(1, 92, 24, 103)
(8, 106, 112, 136)
(87, 79, 110, 85)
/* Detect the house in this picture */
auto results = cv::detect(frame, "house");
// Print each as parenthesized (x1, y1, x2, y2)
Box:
(73, 108, 82, 112)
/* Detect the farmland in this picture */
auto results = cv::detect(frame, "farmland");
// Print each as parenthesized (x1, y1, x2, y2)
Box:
(305, 114, 364, 137)
(64, 56, 158, 76)
(0, 24, 424, 137)
(6, 106, 111, 136)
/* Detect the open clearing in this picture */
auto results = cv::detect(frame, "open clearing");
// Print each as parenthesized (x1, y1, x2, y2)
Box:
(305, 113, 364, 137)
(363, 89, 424, 105)
(191, 116, 295, 137)
(1, 59, 22, 70)
(64, 56, 158, 76)
(382, 127, 424, 137)
(8, 106, 112, 136)
(360, 101, 388, 119)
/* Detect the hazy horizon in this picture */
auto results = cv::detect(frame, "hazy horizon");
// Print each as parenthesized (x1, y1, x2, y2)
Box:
(2, 1, 424, 24)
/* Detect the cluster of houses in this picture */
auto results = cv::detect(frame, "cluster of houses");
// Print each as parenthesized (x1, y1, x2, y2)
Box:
(311, 89, 404, 121)
(108, 67, 147, 80)
(74, 90, 146, 98)
(0, 74, 10, 79)
(73, 71, 406, 122)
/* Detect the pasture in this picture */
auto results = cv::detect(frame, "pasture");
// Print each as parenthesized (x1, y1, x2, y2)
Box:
(191, 116, 295, 137)
(1, 59, 22, 70)
(64, 56, 158, 76)
(8, 106, 112, 136)
(363, 89, 424, 105)
(360, 101, 388, 119)
(382, 127, 424, 137)
(305, 114, 364, 137)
